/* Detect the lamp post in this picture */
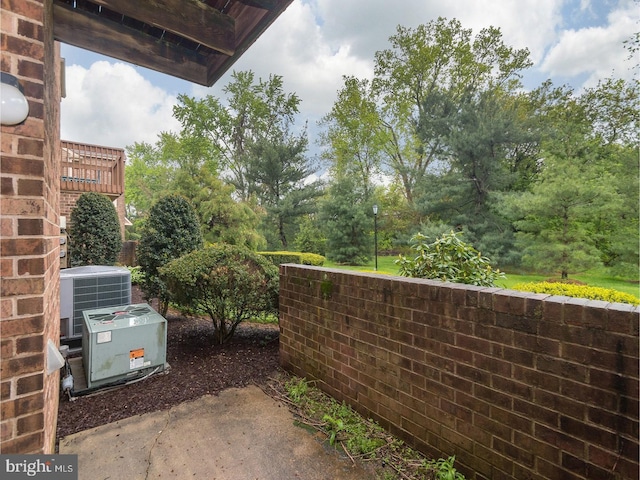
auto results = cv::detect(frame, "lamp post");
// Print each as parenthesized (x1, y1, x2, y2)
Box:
(373, 204, 378, 271)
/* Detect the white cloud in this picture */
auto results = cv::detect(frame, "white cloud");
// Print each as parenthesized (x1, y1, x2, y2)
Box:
(195, 1, 373, 120)
(315, 0, 564, 68)
(198, 0, 569, 125)
(61, 61, 180, 148)
(540, 0, 639, 87)
(60, 0, 637, 150)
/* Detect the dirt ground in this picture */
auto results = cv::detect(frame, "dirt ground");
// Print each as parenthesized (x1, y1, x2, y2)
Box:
(56, 287, 280, 441)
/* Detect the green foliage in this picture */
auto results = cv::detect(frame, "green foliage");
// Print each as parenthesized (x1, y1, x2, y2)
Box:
(424, 456, 466, 480)
(159, 244, 279, 344)
(69, 192, 122, 266)
(318, 76, 383, 195)
(258, 251, 325, 267)
(126, 133, 265, 249)
(259, 252, 300, 265)
(284, 377, 309, 404)
(512, 154, 610, 279)
(372, 18, 532, 204)
(322, 413, 346, 447)
(247, 133, 321, 250)
(281, 375, 467, 478)
(320, 176, 373, 265)
(512, 282, 639, 306)
(414, 88, 535, 265)
(125, 138, 178, 220)
(294, 215, 327, 255)
(173, 71, 302, 202)
(300, 253, 325, 266)
(126, 266, 144, 285)
(137, 195, 203, 314)
(397, 231, 505, 287)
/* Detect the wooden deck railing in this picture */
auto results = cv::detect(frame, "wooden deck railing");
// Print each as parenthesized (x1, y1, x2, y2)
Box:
(60, 141, 125, 197)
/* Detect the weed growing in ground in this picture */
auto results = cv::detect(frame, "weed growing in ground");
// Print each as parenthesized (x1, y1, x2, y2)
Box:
(423, 456, 465, 480)
(276, 374, 467, 479)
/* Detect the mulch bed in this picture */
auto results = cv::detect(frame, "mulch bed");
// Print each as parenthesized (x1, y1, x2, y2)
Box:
(55, 287, 280, 442)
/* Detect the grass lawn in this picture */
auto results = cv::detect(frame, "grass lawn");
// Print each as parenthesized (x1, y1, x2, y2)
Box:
(324, 256, 640, 300)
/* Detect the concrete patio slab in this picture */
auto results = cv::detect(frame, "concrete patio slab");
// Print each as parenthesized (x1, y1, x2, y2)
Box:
(59, 385, 373, 479)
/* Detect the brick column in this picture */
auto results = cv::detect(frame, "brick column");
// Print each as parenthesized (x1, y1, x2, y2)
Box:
(1, 0, 62, 454)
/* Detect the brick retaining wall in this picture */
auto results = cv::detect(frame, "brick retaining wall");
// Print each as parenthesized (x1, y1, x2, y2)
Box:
(279, 265, 639, 479)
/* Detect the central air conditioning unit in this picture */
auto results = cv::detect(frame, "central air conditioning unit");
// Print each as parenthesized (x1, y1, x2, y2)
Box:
(60, 266, 131, 345)
(81, 304, 167, 390)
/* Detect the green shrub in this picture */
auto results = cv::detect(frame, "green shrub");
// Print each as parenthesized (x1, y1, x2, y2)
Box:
(294, 216, 326, 255)
(424, 455, 466, 480)
(69, 192, 122, 266)
(137, 195, 202, 314)
(259, 252, 300, 266)
(300, 252, 325, 266)
(159, 244, 279, 344)
(512, 282, 639, 306)
(259, 251, 325, 267)
(126, 266, 144, 285)
(396, 231, 505, 287)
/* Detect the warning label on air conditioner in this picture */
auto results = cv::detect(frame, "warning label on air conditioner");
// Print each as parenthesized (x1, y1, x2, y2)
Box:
(129, 348, 144, 369)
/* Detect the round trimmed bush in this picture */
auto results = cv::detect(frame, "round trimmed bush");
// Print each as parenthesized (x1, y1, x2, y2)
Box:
(159, 243, 279, 344)
(69, 192, 122, 266)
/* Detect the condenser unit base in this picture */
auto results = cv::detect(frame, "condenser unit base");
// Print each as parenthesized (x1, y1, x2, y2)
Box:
(66, 356, 169, 397)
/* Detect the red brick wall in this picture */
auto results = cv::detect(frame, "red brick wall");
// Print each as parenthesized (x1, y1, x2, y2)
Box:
(1, 0, 61, 454)
(279, 266, 640, 480)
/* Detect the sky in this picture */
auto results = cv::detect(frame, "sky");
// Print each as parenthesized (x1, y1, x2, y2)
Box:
(60, 0, 639, 153)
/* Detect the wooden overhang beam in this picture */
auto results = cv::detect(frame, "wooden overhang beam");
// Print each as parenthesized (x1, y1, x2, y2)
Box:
(53, 2, 209, 85)
(88, 0, 236, 56)
(238, 0, 280, 9)
(205, 0, 294, 86)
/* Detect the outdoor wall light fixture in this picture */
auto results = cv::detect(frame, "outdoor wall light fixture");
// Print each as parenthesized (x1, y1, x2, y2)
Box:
(1, 72, 29, 126)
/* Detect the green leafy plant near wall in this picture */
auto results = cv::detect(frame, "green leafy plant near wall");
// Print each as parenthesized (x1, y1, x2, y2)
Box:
(126, 265, 144, 285)
(282, 376, 467, 479)
(396, 231, 505, 287)
(424, 456, 466, 480)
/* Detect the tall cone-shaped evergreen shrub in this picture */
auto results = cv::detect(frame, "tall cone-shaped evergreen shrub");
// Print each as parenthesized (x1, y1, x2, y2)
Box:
(69, 192, 122, 266)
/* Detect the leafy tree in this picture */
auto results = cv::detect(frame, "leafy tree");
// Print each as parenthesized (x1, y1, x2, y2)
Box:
(294, 215, 326, 255)
(396, 231, 504, 287)
(159, 244, 279, 344)
(125, 137, 180, 222)
(246, 133, 321, 249)
(173, 71, 301, 202)
(69, 192, 122, 266)
(414, 88, 536, 264)
(126, 132, 264, 248)
(319, 76, 384, 194)
(511, 77, 638, 279)
(320, 176, 372, 265)
(595, 145, 639, 278)
(369, 182, 419, 253)
(137, 195, 203, 314)
(512, 156, 611, 279)
(372, 18, 532, 203)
